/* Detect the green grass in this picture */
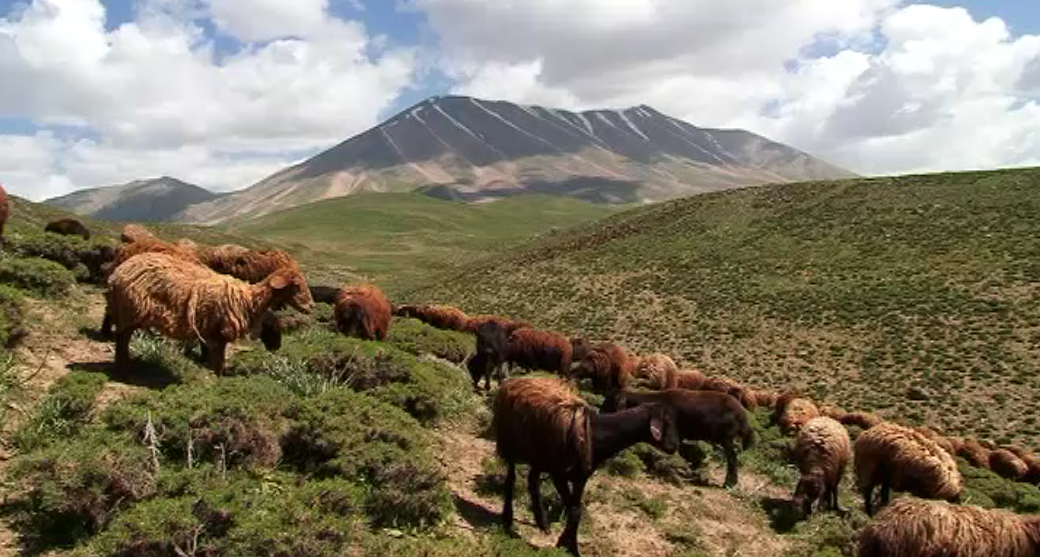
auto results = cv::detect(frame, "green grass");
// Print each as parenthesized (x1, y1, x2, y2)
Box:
(231, 192, 620, 291)
(406, 167, 1040, 446)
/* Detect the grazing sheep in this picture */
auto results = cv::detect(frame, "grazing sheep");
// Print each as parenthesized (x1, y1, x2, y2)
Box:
(334, 284, 392, 341)
(839, 411, 883, 430)
(465, 314, 531, 335)
(468, 321, 510, 391)
(913, 427, 957, 459)
(956, 439, 993, 468)
(1008, 446, 1040, 484)
(615, 389, 754, 487)
(506, 328, 574, 378)
(854, 422, 963, 515)
(675, 369, 706, 390)
(771, 392, 820, 435)
(751, 389, 780, 409)
(308, 285, 340, 305)
(494, 376, 679, 556)
(570, 337, 592, 364)
(0, 181, 8, 241)
(989, 449, 1029, 481)
(106, 252, 314, 374)
(120, 223, 154, 243)
(199, 246, 302, 284)
(701, 376, 756, 409)
(44, 218, 91, 240)
(574, 342, 635, 398)
(793, 417, 852, 516)
(634, 353, 679, 390)
(857, 497, 1040, 557)
(395, 304, 470, 332)
(819, 404, 846, 420)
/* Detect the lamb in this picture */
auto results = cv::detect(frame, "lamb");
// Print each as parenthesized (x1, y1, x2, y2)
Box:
(0, 181, 8, 241)
(120, 224, 154, 243)
(106, 252, 313, 374)
(44, 218, 91, 240)
(853, 422, 963, 515)
(792, 417, 852, 516)
(857, 497, 1040, 557)
(633, 353, 679, 390)
(468, 321, 510, 391)
(198, 245, 302, 284)
(493, 376, 679, 556)
(839, 411, 883, 430)
(506, 328, 574, 378)
(771, 392, 821, 435)
(614, 389, 754, 487)
(574, 342, 635, 397)
(333, 284, 392, 341)
(989, 449, 1029, 481)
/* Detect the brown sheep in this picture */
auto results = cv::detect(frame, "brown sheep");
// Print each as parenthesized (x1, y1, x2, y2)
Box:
(771, 392, 820, 435)
(120, 223, 154, 243)
(570, 337, 592, 365)
(1008, 446, 1040, 484)
(44, 218, 90, 240)
(913, 427, 958, 458)
(633, 353, 679, 390)
(751, 389, 780, 409)
(106, 252, 314, 374)
(0, 181, 8, 241)
(854, 422, 963, 515)
(506, 328, 573, 378)
(857, 497, 1040, 557)
(398, 304, 470, 332)
(793, 417, 852, 517)
(494, 376, 679, 556)
(956, 438, 992, 468)
(199, 245, 302, 284)
(839, 411, 883, 430)
(333, 284, 392, 341)
(574, 342, 635, 402)
(989, 449, 1029, 481)
(615, 389, 754, 487)
(819, 404, 846, 420)
(701, 376, 756, 410)
(675, 369, 706, 390)
(465, 314, 531, 335)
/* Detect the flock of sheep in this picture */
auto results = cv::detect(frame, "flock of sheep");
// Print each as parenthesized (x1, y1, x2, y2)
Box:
(0, 181, 1038, 557)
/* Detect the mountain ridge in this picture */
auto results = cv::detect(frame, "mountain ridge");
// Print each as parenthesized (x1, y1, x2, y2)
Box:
(177, 95, 855, 224)
(46, 176, 221, 222)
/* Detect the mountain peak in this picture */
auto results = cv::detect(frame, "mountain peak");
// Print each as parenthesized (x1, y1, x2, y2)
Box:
(46, 176, 221, 222)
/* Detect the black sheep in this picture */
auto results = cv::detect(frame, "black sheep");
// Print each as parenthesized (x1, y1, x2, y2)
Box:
(44, 218, 91, 240)
(468, 321, 509, 391)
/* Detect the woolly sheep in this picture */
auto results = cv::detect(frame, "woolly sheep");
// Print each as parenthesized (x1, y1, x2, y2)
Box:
(198, 245, 302, 284)
(44, 218, 90, 240)
(394, 304, 470, 332)
(857, 497, 1040, 557)
(989, 449, 1029, 481)
(633, 353, 679, 390)
(839, 411, 883, 430)
(675, 369, 706, 390)
(854, 422, 963, 515)
(574, 342, 635, 399)
(106, 252, 313, 374)
(468, 321, 510, 391)
(956, 438, 992, 468)
(793, 417, 852, 516)
(1008, 446, 1040, 484)
(772, 392, 820, 435)
(120, 223, 155, 243)
(494, 376, 679, 556)
(701, 375, 756, 409)
(506, 328, 574, 378)
(465, 314, 531, 335)
(334, 284, 392, 341)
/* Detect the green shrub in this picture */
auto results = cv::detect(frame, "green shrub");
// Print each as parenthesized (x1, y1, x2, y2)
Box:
(6, 232, 115, 284)
(0, 285, 26, 347)
(960, 462, 1040, 512)
(13, 371, 107, 451)
(0, 256, 76, 297)
(385, 317, 474, 364)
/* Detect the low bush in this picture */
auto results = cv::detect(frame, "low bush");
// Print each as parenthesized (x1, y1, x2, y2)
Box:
(6, 232, 115, 284)
(0, 284, 27, 347)
(14, 371, 107, 451)
(960, 462, 1040, 512)
(385, 317, 474, 364)
(0, 256, 76, 297)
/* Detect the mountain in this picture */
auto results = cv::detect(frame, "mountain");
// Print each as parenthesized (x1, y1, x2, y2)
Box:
(403, 167, 1040, 448)
(46, 177, 221, 222)
(178, 96, 855, 224)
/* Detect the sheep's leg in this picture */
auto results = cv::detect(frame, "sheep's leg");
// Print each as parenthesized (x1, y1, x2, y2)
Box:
(100, 309, 113, 339)
(550, 472, 573, 524)
(879, 478, 891, 509)
(114, 330, 133, 377)
(862, 483, 875, 516)
(722, 440, 739, 488)
(528, 467, 549, 532)
(206, 340, 227, 375)
(556, 473, 587, 556)
(501, 462, 517, 530)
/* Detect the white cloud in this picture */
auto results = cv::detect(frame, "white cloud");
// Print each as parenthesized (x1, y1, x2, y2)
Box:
(417, 0, 1040, 175)
(0, 0, 416, 198)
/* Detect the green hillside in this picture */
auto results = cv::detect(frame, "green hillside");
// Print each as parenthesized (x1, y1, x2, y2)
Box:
(231, 193, 621, 290)
(406, 168, 1040, 447)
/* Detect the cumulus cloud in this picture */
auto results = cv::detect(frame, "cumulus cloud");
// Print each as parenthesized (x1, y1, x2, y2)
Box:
(0, 0, 416, 199)
(417, 0, 1040, 175)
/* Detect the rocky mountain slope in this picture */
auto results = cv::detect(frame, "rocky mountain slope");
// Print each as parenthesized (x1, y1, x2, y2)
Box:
(46, 177, 220, 222)
(179, 96, 854, 224)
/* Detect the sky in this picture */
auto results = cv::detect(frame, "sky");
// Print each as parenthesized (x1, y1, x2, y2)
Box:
(0, 0, 1038, 201)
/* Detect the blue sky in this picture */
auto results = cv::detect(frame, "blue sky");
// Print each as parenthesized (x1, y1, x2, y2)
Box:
(1, 0, 1039, 199)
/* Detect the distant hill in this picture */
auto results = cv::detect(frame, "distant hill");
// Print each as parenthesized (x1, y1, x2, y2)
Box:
(46, 177, 221, 222)
(179, 95, 855, 223)
(404, 167, 1040, 448)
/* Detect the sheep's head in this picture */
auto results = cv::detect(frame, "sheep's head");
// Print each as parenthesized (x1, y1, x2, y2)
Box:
(793, 474, 824, 517)
(268, 269, 314, 314)
(258, 312, 282, 352)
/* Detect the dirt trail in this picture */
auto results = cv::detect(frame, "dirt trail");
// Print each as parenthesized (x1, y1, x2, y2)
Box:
(434, 426, 790, 557)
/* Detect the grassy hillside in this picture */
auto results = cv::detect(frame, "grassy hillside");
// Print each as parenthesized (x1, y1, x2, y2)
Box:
(406, 168, 1040, 447)
(231, 193, 621, 291)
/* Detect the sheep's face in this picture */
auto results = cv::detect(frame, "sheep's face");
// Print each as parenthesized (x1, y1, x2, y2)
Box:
(269, 271, 315, 314)
(793, 476, 822, 516)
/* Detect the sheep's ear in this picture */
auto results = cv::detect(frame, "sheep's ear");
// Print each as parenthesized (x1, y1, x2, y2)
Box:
(649, 417, 663, 443)
(270, 275, 289, 290)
